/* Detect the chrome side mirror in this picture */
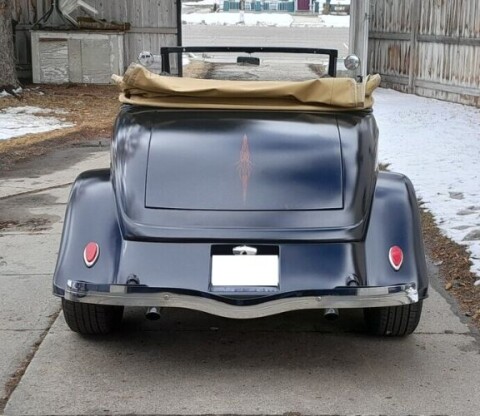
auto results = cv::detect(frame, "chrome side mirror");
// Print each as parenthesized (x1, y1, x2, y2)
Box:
(344, 54, 361, 71)
(138, 51, 155, 67)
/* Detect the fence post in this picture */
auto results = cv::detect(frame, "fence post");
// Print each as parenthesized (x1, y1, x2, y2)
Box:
(349, 0, 369, 78)
(37, 0, 44, 20)
(409, 0, 421, 93)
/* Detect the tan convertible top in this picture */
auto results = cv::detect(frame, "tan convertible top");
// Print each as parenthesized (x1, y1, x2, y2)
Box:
(113, 64, 381, 112)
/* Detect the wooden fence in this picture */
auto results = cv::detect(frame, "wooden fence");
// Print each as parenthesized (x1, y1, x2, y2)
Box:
(11, 0, 181, 79)
(86, 0, 180, 69)
(368, 0, 480, 107)
(11, 0, 41, 77)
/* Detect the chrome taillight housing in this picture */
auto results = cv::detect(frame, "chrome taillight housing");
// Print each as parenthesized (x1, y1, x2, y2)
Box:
(83, 242, 99, 268)
(389, 246, 404, 271)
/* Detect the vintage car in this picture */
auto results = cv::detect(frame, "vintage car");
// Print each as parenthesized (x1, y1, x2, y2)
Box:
(53, 47, 428, 336)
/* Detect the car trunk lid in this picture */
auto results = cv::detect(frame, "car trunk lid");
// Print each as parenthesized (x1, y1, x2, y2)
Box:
(145, 117, 343, 211)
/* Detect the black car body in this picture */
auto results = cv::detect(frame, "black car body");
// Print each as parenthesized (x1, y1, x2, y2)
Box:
(54, 48, 428, 336)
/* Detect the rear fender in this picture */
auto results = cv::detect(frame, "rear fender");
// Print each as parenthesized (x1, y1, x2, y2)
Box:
(364, 171, 428, 298)
(53, 169, 122, 296)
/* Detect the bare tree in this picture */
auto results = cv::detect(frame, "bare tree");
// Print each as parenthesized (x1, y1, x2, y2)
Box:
(0, 0, 20, 92)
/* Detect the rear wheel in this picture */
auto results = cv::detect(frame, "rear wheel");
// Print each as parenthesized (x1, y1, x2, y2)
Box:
(62, 299, 124, 335)
(364, 301, 423, 336)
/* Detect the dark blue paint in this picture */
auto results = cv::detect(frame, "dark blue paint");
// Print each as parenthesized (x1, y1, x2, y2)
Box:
(53, 107, 428, 303)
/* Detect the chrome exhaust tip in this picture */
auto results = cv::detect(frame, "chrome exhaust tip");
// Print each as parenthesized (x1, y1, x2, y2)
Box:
(145, 307, 161, 321)
(323, 308, 339, 321)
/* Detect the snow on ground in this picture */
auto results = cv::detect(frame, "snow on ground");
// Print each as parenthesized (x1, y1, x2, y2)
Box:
(374, 88, 480, 277)
(0, 87, 23, 98)
(183, 0, 218, 6)
(0, 106, 74, 141)
(318, 14, 349, 28)
(183, 12, 293, 26)
(183, 11, 348, 27)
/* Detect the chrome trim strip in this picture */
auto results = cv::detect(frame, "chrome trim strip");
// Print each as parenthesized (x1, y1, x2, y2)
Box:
(64, 281, 419, 319)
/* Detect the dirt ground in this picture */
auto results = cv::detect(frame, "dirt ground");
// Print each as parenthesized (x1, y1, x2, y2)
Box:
(0, 84, 119, 171)
(0, 61, 215, 171)
(421, 208, 480, 327)
(1, 65, 478, 332)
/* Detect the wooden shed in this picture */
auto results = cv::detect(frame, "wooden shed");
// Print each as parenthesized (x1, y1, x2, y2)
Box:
(12, 0, 181, 81)
(31, 30, 125, 83)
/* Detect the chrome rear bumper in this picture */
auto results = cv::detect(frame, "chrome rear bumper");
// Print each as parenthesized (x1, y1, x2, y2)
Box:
(64, 280, 419, 319)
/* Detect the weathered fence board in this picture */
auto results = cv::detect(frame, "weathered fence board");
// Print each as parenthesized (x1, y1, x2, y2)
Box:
(31, 31, 125, 83)
(369, 0, 480, 107)
(12, 0, 41, 24)
(12, 0, 47, 77)
(12, 0, 180, 78)
(87, 0, 179, 66)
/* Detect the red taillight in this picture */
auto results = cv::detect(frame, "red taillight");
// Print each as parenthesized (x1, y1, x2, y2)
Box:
(83, 242, 99, 267)
(389, 246, 403, 271)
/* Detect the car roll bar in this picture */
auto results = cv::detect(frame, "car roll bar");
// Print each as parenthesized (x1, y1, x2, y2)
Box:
(160, 46, 338, 78)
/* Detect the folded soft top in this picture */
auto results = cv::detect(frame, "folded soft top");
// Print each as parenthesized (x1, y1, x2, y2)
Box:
(113, 64, 381, 112)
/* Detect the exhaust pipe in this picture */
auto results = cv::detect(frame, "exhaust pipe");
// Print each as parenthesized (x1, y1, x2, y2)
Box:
(323, 308, 339, 321)
(145, 307, 161, 321)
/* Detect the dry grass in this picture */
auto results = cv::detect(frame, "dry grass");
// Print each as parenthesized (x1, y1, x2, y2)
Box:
(308, 63, 328, 77)
(0, 62, 214, 170)
(421, 207, 480, 326)
(183, 59, 215, 79)
(0, 83, 120, 170)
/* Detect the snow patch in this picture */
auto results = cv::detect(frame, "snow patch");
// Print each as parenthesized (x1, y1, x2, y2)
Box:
(0, 106, 74, 141)
(0, 87, 23, 98)
(374, 88, 480, 277)
(318, 15, 350, 28)
(183, 0, 218, 6)
(3, 106, 68, 115)
(182, 11, 349, 28)
(183, 12, 293, 26)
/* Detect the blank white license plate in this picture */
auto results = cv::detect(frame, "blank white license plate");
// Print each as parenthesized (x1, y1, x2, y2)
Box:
(211, 255, 279, 287)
